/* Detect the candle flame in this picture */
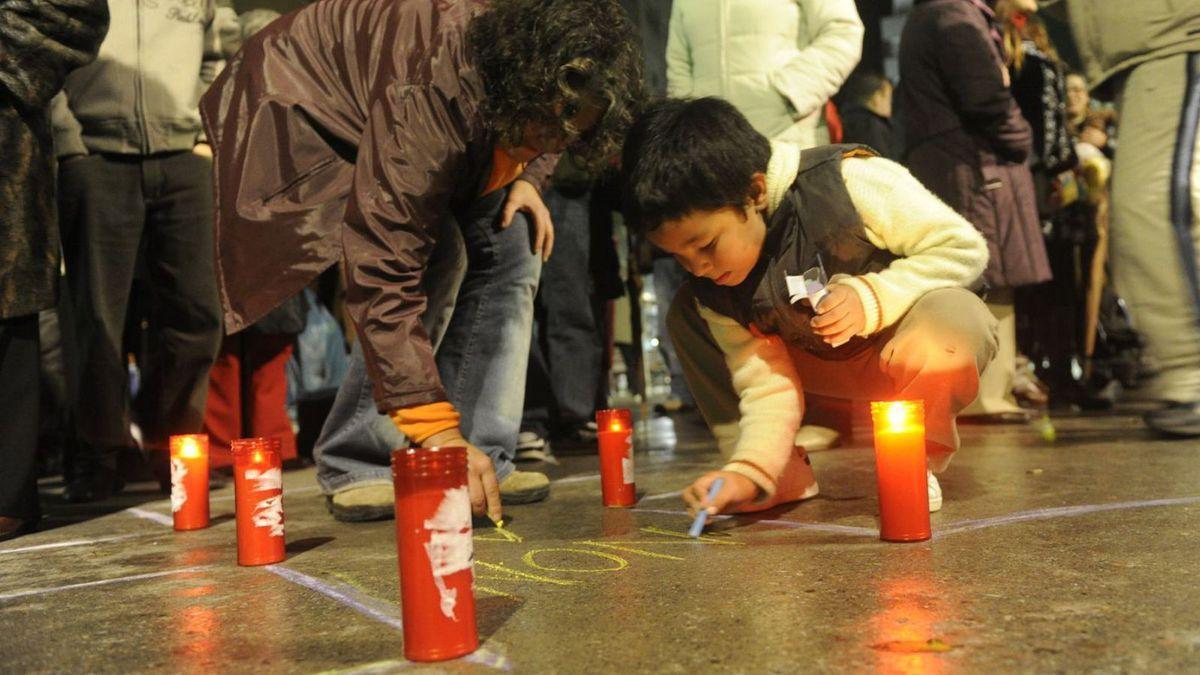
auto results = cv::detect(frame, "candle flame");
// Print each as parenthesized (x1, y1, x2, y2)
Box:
(609, 421, 623, 432)
(252, 451, 264, 464)
(871, 400, 924, 433)
(172, 435, 205, 459)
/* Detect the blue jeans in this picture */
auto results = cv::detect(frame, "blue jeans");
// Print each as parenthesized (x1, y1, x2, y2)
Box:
(314, 189, 541, 492)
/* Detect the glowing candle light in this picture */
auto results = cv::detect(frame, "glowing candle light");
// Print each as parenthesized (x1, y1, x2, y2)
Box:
(169, 434, 210, 531)
(231, 437, 285, 566)
(870, 400, 931, 542)
(391, 446, 478, 662)
(595, 409, 635, 507)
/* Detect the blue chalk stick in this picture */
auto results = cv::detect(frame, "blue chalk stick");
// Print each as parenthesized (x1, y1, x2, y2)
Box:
(688, 477, 725, 538)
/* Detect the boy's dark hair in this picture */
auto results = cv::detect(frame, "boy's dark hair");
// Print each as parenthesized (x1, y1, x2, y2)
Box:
(835, 71, 891, 108)
(621, 97, 771, 233)
(468, 0, 646, 171)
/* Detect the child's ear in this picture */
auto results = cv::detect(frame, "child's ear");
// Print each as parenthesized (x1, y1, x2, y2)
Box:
(747, 172, 769, 213)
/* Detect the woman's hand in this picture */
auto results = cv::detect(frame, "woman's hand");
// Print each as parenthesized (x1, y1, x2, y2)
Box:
(423, 428, 502, 523)
(682, 470, 759, 524)
(501, 179, 554, 261)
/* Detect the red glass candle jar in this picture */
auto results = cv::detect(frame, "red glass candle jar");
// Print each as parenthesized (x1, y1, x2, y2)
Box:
(232, 437, 286, 565)
(870, 401, 931, 542)
(595, 408, 635, 507)
(169, 434, 210, 531)
(391, 446, 478, 662)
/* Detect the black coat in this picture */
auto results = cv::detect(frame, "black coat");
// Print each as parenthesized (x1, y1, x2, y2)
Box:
(0, 0, 108, 319)
(898, 0, 1050, 289)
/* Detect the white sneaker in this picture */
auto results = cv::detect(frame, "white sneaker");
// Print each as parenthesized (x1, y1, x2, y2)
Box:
(515, 431, 551, 462)
(927, 471, 942, 512)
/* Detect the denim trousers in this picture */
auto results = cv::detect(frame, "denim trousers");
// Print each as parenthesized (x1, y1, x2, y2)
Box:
(314, 189, 541, 492)
(522, 187, 605, 437)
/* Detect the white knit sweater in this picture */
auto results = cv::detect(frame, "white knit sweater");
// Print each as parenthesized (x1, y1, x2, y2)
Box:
(701, 143, 988, 496)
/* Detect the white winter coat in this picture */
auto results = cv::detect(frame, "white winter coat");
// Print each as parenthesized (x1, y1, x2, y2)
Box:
(666, 0, 863, 148)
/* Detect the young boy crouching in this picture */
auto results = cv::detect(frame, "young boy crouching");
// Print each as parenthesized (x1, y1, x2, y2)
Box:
(620, 98, 998, 520)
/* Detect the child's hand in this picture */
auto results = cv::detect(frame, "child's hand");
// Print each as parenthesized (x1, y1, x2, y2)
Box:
(810, 284, 865, 346)
(682, 471, 759, 523)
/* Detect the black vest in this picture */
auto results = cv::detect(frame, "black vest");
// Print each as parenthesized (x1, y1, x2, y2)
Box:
(691, 145, 897, 360)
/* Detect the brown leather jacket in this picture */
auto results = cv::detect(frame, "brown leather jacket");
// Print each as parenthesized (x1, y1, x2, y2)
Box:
(200, 0, 554, 411)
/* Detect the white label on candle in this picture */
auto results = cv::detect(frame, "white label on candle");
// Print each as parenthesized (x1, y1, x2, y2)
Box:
(424, 486, 473, 621)
(622, 456, 634, 485)
(170, 458, 187, 513)
(245, 467, 282, 492)
(252, 495, 285, 537)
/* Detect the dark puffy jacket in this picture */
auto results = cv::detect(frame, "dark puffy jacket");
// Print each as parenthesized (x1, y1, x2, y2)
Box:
(0, 0, 109, 319)
(898, 0, 1050, 289)
(200, 0, 555, 411)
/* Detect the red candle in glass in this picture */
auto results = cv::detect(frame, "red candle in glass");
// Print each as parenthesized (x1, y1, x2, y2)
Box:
(391, 447, 478, 662)
(232, 437, 286, 566)
(595, 408, 635, 507)
(870, 401, 931, 542)
(169, 434, 210, 531)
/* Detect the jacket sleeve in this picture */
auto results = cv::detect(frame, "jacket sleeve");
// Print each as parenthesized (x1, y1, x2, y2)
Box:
(696, 302, 803, 500)
(935, 13, 1031, 162)
(50, 90, 87, 158)
(342, 83, 471, 412)
(517, 153, 560, 193)
(665, 0, 693, 97)
(195, 0, 225, 143)
(0, 0, 108, 111)
(767, 0, 863, 121)
(835, 156, 989, 336)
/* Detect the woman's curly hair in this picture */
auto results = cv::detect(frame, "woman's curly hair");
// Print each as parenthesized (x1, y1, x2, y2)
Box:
(468, 0, 647, 171)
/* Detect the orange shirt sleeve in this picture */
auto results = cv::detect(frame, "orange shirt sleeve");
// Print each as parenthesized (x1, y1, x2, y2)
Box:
(480, 146, 527, 196)
(389, 401, 461, 444)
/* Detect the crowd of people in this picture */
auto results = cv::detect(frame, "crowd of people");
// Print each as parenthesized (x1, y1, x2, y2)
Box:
(2, 0, 1199, 541)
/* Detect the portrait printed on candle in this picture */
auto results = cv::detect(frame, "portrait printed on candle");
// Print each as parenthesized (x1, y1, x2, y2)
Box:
(424, 486, 474, 621)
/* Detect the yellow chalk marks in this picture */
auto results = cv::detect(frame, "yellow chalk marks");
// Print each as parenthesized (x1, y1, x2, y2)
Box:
(577, 541, 685, 561)
(521, 548, 629, 573)
(475, 527, 525, 544)
(474, 584, 522, 601)
(639, 526, 743, 545)
(474, 560, 580, 586)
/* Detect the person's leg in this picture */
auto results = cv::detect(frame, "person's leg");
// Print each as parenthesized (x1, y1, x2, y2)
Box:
(437, 189, 543, 485)
(136, 152, 223, 456)
(796, 287, 998, 471)
(959, 288, 1023, 418)
(540, 187, 603, 433)
(201, 335, 242, 469)
(314, 219, 466, 498)
(1110, 54, 1200, 432)
(62, 155, 145, 500)
(0, 315, 41, 538)
(246, 333, 299, 463)
(653, 256, 695, 407)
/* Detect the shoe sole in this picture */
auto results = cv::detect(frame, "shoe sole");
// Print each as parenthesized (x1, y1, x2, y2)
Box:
(326, 496, 395, 523)
(500, 484, 551, 505)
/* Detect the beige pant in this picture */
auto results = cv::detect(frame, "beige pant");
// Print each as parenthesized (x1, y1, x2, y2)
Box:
(667, 286, 998, 473)
(1110, 53, 1200, 402)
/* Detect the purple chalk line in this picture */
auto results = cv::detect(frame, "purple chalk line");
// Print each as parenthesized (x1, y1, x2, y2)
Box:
(264, 565, 511, 670)
(0, 565, 213, 602)
(932, 495, 1200, 539)
(0, 533, 151, 556)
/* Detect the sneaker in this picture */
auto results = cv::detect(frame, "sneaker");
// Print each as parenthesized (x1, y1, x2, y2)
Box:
(927, 471, 942, 512)
(1144, 401, 1200, 437)
(499, 470, 550, 505)
(515, 431, 552, 463)
(793, 425, 840, 451)
(327, 482, 395, 522)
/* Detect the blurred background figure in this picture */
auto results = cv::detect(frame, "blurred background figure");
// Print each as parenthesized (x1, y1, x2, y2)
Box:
(55, 0, 225, 501)
(200, 8, 304, 469)
(665, 0, 863, 447)
(835, 70, 896, 159)
(1055, 0, 1200, 436)
(899, 0, 1051, 423)
(1, 0, 109, 540)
